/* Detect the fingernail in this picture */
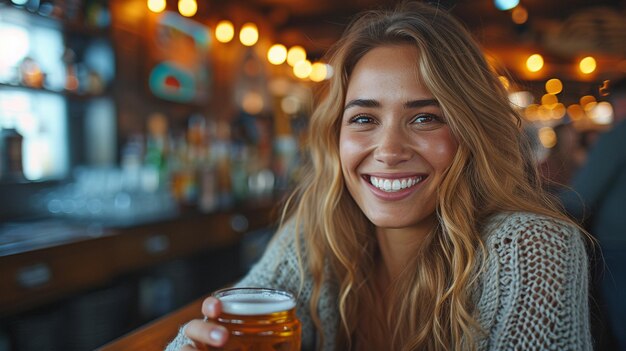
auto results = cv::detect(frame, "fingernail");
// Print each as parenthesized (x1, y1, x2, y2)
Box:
(206, 303, 216, 316)
(210, 327, 226, 342)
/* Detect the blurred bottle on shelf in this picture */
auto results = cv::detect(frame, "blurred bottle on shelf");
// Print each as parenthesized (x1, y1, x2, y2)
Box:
(198, 118, 218, 213)
(145, 113, 169, 189)
(212, 121, 235, 210)
(0, 126, 25, 182)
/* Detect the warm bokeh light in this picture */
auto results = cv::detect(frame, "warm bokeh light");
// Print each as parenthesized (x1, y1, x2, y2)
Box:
(498, 76, 510, 90)
(541, 93, 558, 108)
(309, 62, 329, 82)
(524, 104, 539, 121)
(580, 95, 596, 108)
(325, 64, 335, 79)
(553, 103, 566, 119)
(579, 56, 596, 74)
(293, 60, 312, 79)
(567, 104, 585, 121)
(215, 20, 234, 43)
(537, 105, 551, 121)
(583, 101, 597, 113)
(494, 0, 519, 11)
(545, 78, 563, 95)
(242, 91, 264, 115)
(526, 54, 544, 72)
(287, 46, 306, 67)
(588, 101, 613, 125)
(538, 127, 557, 148)
(511, 6, 528, 24)
(509, 91, 533, 108)
(178, 0, 197, 17)
(267, 44, 287, 65)
(239, 23, 259, 46)
(147, 0, 166, 13)
(281, 96, 300, 114)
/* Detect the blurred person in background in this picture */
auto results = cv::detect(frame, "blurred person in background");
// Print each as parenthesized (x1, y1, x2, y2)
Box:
(560, 77, 626, 351)
(167, 2, 592, 350)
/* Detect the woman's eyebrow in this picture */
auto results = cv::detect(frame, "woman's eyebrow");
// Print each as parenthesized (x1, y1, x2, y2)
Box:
(343, 99, 380, 111)
(404, 99, 439, 108)
(343, 98, 439, 112)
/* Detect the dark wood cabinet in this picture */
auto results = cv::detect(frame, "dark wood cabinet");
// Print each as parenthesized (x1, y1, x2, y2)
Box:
(0, 203, 277, 350)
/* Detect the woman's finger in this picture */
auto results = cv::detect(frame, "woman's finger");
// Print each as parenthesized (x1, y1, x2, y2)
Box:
(184, 319, 229, 347)
(201, 296, 222, 318)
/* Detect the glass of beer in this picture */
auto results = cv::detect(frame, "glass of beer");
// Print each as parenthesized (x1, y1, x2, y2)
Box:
(208, 287, 301, 351)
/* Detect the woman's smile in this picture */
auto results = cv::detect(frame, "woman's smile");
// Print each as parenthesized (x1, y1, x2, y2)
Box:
(366, 174, 426, 193)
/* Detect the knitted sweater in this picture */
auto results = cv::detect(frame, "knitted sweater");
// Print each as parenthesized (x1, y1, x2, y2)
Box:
(165, 212, 592, 351)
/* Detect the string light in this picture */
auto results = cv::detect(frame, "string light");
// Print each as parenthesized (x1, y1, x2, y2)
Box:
(147, 0, 166, 13)
(309, 62, 329, 82)
(579, 56, 596, 74)
(541, 93, 558, 109)
(239, 23, 259, 46)
(215, 20, 234, 43)
(178, 0, 197, 17)
(287, 46, 306, 67)
(267, 44, 287, 65)
(580, 95, 596, 108)
(526, 54, 544, 72)
(567, 104, 585, 121)
(545, 78, 563, 95)
(293, 60, 312, 79)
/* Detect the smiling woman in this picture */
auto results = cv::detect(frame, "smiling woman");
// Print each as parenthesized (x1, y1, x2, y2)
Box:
(166, 2, 592, 351)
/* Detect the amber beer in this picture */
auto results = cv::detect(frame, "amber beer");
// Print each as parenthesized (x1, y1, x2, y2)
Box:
(209, 287, 301, 351)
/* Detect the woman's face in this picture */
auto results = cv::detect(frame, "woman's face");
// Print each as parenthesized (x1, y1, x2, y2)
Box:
(339, 44, 458, 233)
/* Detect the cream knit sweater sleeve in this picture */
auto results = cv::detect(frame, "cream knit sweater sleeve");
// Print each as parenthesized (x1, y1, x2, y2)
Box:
(476, 212, 592, 351)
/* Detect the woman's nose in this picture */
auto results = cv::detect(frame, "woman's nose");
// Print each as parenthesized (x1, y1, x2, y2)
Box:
(373, 126, 412, 166)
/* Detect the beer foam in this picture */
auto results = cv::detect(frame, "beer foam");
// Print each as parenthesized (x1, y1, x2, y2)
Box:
(219, 292, 296, 315)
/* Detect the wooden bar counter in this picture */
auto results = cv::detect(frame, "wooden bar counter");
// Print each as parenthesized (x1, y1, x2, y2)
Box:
(97, 295, 205, 350)
(0, 202, 277, 317)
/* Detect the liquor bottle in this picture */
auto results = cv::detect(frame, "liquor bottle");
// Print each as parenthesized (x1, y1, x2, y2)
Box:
(0, 127, 25, 181)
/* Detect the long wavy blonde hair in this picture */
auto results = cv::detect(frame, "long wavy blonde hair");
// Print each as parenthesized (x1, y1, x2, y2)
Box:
(279, 2, 576, 350)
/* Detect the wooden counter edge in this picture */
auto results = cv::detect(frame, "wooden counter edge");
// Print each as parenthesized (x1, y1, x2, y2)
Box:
(97, 296, 205, 351)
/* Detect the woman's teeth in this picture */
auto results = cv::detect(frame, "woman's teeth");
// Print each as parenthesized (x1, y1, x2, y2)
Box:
(369, 176, 423, 192)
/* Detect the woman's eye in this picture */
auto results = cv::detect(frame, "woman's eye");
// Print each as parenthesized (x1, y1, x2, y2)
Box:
(412, 114, 435, 123)
(349, 115, 374, 124)
(413, 114, 444, 124)
(410, 113, 446, 130)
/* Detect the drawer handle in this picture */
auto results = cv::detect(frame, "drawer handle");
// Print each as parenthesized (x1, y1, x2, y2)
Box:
(144, 234, 170, 254)
(17, 263, 52, 289)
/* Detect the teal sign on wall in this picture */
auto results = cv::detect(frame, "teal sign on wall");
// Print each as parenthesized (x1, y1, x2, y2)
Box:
(148, 11, 211, 103)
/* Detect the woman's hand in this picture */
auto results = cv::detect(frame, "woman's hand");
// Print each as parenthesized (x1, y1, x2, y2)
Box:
(180, 296, 229, 350)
